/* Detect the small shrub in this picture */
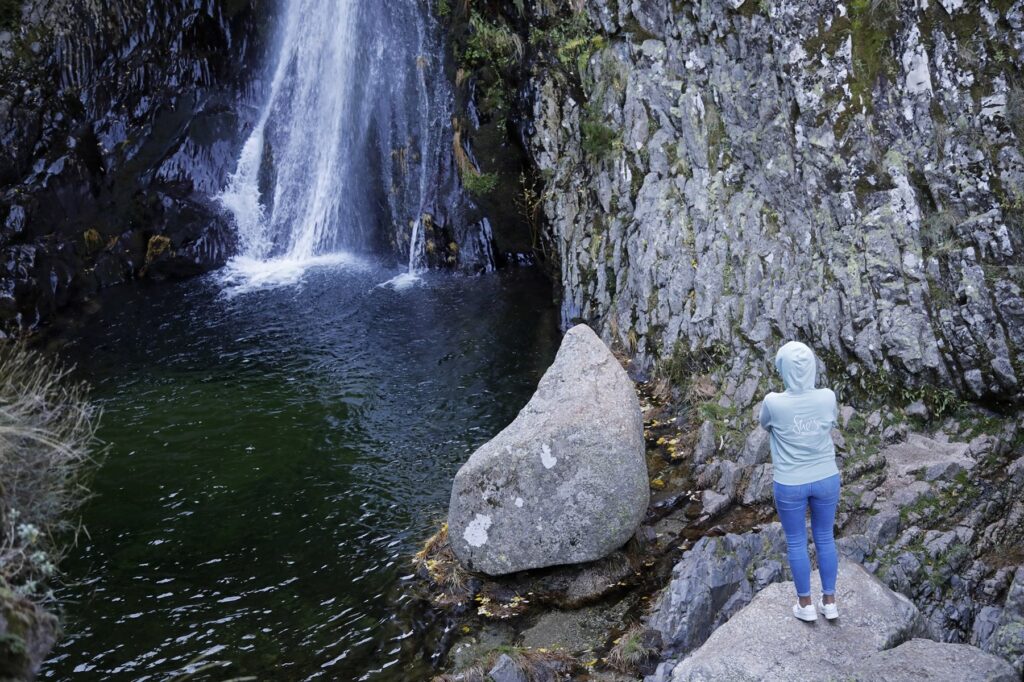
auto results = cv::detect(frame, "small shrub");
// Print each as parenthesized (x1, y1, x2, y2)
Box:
(581, 111, 621, 159)
(0, 343, 102, 602)
(461, 170, 499, 196)
(434, 646, 576, 682)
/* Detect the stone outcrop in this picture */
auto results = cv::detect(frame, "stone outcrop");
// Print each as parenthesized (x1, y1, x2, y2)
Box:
(0, 588, 60, 679)
(661, 559, 1015, 682)
(0, 0, 272, 333)
(518, 0, 1024, 404)
(982, 566, 1024, 676)
(448, 323, 648, 575)
(852, 639, 1019, 682)
(647, 523, 787, 656)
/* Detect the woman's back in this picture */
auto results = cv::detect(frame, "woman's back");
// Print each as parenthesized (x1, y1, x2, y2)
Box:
(759, 341, 839, 485)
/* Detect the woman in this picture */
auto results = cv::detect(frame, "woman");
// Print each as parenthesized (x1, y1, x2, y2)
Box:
(759, 340, 841, 622)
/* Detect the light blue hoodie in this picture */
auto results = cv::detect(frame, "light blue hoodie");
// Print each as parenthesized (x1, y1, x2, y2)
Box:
(758, 341, 840, 485)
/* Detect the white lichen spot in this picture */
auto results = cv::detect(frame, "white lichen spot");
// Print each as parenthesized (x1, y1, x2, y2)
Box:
(902, 26, 933, 97)
(540, 443, 557, 469)
(464, 514, 492, 548)
(514, 497, 524, 508)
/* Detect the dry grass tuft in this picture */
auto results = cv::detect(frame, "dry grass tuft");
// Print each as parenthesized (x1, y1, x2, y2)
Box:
(452, 122, 475, 178)
(413, 522, 470, 596)
(607, 625, 659, 674)
(0, 342, 103, 601)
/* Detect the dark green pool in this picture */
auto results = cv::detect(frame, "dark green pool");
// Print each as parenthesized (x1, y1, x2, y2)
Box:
(41, 261, 560, 679)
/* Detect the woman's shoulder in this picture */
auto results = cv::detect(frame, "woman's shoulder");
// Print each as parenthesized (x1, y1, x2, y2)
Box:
(813, 387, 837, 412)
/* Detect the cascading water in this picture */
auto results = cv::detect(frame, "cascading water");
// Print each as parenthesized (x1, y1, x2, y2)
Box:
(218, 0, 472, 288)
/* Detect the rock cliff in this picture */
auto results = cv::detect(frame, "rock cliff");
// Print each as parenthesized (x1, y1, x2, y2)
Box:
(0, 0, 271, 334)
(512, 0, 1024, 405)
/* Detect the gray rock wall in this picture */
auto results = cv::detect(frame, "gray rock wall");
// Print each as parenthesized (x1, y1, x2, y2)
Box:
(0, 0, 272, 333)
(523, 0, 1024, 404)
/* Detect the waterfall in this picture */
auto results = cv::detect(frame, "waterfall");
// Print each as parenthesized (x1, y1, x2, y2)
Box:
(218, 0, 465, 287)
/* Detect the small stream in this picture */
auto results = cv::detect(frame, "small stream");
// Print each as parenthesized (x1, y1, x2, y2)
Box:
(41, 261, 560, 679)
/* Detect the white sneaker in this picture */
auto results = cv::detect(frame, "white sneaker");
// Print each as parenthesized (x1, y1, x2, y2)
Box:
(793, 602, 818, 621)
(818, 598, 839, 620)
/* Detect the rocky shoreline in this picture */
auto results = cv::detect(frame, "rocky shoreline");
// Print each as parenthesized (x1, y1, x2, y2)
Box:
(419, 323, 1024, 681)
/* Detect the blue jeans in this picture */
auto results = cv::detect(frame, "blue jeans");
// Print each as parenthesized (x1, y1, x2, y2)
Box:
(772, 473, 840, 598)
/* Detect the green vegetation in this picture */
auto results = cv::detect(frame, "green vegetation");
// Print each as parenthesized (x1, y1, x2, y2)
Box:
(821, 351, 963, 418)
(435, 0, 451, 18)
(461, 169, 499, 196)
(898, 471, 980, 525)
(412, 523, 469, 595)
(581, 108, 621, 159)
(704, 97, 730, 171)
(658, 341, 729, 393)
(547, 11, 606, 75)
(523, 9, 608, 82)
(919, 209, 960, 258)
(848, 0, 899, 109)
(462, 12, 523, 71)
(0, 343, 102, 602)
(802, 0, 899, 121)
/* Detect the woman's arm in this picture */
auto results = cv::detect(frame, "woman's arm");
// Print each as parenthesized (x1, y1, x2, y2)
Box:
(758, 398, 772, 431)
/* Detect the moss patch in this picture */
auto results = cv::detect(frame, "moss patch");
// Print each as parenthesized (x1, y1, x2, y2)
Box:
(144, 234, 172, 264)
(847, 0, 899, 110)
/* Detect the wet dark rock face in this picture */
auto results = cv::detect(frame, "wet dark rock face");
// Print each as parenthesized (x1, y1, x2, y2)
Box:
(0, 0, 272, 334)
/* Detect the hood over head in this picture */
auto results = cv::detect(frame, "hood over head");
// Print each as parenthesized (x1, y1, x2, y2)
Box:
(775, 341, 817, 392)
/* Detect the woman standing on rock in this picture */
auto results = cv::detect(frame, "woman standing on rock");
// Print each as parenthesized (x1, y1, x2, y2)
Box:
(759, 340, 841, 622)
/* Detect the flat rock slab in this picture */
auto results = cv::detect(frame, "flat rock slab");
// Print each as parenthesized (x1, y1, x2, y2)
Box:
(671, 560, 925, 681)
(448, 323, 648, 575)
(881, 434, 973, 481)
(521, 598, 630, 653)
(852, 638, 1018, 681)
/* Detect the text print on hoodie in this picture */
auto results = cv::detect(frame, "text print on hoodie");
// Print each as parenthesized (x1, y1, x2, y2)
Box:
(758, 341, 840, 485)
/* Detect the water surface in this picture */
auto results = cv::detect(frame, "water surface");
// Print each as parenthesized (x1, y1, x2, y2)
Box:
(42, 261, 559, 680)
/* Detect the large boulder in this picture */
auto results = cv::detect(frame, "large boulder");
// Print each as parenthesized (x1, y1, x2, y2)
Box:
(447, 323, 648, 575)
